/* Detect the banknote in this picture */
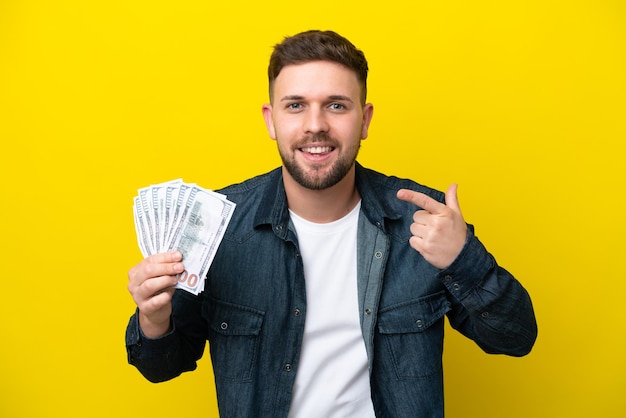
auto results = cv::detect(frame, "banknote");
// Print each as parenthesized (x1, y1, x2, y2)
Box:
(132, 180, 235, 295)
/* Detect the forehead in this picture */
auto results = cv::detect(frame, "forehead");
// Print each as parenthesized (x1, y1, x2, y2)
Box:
(273, 61, 361, 100)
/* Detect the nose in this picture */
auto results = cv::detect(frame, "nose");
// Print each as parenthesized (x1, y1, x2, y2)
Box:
(303, 107, 329, 134)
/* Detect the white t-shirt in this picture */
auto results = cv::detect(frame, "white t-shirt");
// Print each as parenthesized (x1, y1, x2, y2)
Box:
(288, 201, 376, 418)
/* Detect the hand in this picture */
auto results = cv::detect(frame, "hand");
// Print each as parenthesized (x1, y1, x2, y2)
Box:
(396, 184, 468, 270)
(127, 250, 184, 338)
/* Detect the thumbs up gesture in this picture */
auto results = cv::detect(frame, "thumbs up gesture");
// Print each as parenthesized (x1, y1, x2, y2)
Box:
(396, 184, 468, 270)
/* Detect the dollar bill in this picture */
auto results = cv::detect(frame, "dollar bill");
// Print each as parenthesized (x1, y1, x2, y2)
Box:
(133, 196, 151, 258)
(169, 187, 235, 294)
(132, 180, 235, 295)
(137, 186, 156, 255)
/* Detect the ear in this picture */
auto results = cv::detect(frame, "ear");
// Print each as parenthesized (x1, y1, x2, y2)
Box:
(262, 104, 276, 140)
(360, 103, 374, 139)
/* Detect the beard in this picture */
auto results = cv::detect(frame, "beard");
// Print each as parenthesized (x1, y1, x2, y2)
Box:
(278, 132, 361, 190)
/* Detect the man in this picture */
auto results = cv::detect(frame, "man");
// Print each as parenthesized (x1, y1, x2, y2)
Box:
(126, 30, 537, 417)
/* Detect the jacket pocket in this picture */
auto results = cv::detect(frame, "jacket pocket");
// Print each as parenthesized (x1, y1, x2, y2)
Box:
(204, 297, 265, 382)
(377, 291, 450, 379)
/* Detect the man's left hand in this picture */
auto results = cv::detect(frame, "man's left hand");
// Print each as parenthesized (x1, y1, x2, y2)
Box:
(396, 184, 468, 269)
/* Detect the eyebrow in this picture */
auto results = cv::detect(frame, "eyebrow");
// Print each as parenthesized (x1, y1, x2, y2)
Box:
(280, 95, 304, 102)
(279, 95, 354, 103)
(328, 95, 354, 102)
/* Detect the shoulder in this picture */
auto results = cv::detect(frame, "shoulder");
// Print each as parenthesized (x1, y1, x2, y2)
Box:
(216, 167, 281, 202)
(355, 163, 446, 241)
(356, 163, 445, 206)
(214, 168, 284, 240)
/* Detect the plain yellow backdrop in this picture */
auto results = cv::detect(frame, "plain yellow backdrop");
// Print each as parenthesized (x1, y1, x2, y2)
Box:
(1, 1, 625, 417)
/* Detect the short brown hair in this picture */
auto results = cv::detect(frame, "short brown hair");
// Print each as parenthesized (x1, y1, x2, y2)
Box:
(268, 30, 369, 104)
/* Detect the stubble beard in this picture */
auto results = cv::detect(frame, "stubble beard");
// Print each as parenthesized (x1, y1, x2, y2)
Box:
(279, 132, 361, 191)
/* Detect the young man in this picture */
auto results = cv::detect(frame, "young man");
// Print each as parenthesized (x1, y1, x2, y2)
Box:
(126, 30, 537, 417)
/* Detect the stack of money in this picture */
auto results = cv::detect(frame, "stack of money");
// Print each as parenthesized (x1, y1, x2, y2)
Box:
(133, 179, 236, 295)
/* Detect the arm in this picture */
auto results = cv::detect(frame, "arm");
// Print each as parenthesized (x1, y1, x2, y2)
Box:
(125, 251, 207, 382)
(438, 225, 537, 355)
(397, 185, 537, 356)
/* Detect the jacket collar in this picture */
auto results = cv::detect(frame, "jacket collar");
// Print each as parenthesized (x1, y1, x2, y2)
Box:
(253, 162, 402, 234)
(354, 162, 403, 233)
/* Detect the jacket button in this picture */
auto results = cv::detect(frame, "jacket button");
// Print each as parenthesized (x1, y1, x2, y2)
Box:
(416, 319, 424, 328)
(294, 309, 301, 316)
(374, 251, 383, 259)
(284, 364, 292, 372)
(365, 308, 372, 315)
(220, 322, 228, 330)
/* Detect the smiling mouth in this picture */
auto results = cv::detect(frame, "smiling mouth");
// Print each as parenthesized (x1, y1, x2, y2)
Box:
(300, 146, 334, 155)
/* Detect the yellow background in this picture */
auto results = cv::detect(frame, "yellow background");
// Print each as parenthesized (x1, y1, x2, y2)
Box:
(1, 1, 625, 417)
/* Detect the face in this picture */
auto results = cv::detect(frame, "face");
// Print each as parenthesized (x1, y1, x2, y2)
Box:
(262, 61, 374, 190)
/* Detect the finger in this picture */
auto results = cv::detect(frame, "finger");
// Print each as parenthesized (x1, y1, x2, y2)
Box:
(128, 255, 184, 286)
(137, 286, 176, 318)
(141, 274, 178, 297)
(148, 250, 183, 264)
(397, 189, 446, 214)
(444, 184, 462, 215)
(144, 287, 176, 308)
(128, 272, 178, 306)
(412, 209, 430, 225)
(143, 261, 185, 283)
(409, 222, 427, 240)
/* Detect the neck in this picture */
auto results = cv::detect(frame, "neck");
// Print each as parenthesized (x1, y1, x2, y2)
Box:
(283, 165, 361, 223)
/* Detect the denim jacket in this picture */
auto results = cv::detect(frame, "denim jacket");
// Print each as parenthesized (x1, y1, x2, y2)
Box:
(126, 163, 537, 418)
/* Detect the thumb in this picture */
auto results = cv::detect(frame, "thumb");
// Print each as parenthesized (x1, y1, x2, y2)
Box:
(445, 184, 462, 215)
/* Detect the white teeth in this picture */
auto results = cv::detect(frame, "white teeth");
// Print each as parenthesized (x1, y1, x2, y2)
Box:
(301, 146, 332, 154)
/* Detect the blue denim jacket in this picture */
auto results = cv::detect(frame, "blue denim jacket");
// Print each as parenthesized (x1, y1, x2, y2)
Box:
(126, 163, 537, 418)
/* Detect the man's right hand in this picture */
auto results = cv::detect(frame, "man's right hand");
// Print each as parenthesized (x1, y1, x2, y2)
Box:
(127, 250, 184, 338)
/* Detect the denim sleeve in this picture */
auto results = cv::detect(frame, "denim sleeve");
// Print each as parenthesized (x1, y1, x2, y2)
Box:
(125, 290, 207, 382)
(439, 225, 538, 356)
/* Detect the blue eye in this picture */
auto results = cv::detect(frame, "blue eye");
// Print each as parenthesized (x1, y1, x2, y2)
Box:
(287, 103, 302, 110)
(329, 103, 346, 110)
